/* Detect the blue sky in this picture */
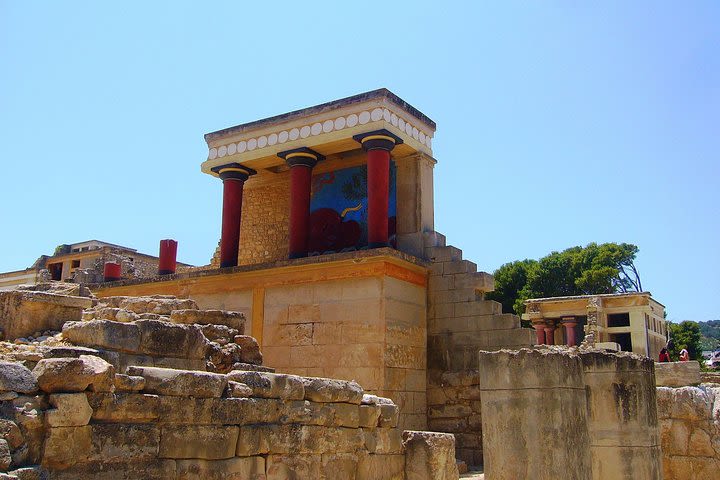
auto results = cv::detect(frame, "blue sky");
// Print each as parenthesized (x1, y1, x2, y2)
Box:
(1, 1, 718, 321)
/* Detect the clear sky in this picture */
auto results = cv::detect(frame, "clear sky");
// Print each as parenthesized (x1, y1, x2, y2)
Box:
(1, 1, 718, 321)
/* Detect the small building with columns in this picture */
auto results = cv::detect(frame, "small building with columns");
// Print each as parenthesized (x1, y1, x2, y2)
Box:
(522, 292, 668, 359)
(92, 89, 537, 433)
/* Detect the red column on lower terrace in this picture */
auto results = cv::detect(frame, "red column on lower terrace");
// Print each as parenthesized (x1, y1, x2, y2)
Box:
(103, 262, 121, 282)
(561, 316, 578, 347)
(353, 129, 403, 248)
(211, 163, 256, 268)
(544, 324, 556, 345)
(158, 239, 177, 275)
(277, 148, 324, 259)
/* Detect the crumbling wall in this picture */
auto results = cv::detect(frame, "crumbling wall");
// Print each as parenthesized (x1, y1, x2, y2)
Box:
(476, 348, 662, 480)
(0, 356, 458, 479)
(656, 386, 720, 479)
(0, 290, 93, 341)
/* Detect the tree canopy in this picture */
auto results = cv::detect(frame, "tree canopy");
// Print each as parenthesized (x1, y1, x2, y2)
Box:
(668, 321, 702, 361)
(487, 243, 643, 316)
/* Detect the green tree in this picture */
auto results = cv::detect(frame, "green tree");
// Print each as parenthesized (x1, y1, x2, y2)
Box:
(668, 321, 702, 361)
(487, 242, 643, 316)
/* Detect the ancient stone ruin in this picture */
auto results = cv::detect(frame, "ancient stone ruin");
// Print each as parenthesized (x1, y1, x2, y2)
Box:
(0, 284, 458, 479)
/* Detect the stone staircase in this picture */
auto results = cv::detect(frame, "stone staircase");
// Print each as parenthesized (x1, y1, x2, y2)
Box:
(424, 232, 535, 372)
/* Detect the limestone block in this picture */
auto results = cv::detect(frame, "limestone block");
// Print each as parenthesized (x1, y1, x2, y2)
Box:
(378, 403, 400, 428)
(226, 371, 304, 400)
(159, 425, 239, 460)
(135, 320, 207, 359)
(0, 361, 38, 394)
(330, 403, 360, 428)
(113, 374, 145, 392)
(233, 335, 263, 364)
(0, 290, 91, 340)
(89, 424, 160, 461)
(236, 424, 364, 456)
(320, 453, 359, 480)
(32, 355, 115, 393)
(425, 246, 462, 263)
(364, 428, 404, 454)
(359, 404, 381, 428)
(403, 431, 459, 480)
(385, 344, 426, 369)
(356, 452, 405, 480)
(62, 320, 141, 353)
(87, 392, 160, 423)
(226, 381, 253, 398)
(442, 260, 476, 275)
(301, 377, 363, 404)
(211, 397, 285, 425)
(176, 457, 265, 480)
(45, 393, 92, 427)
(118, 296, 198, 315)
(199, 324, 239, 343)
(265, 454, 322, 480)
(655, 361, 702, 387)
(49, 459, 177, 480)
(5, 466, 47, 480)
(41, 425, 91, 469)
(170, 308, 245, 332)
(126, 366, 226, 398)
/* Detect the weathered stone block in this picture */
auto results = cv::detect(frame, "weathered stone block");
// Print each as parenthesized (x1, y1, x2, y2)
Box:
(226, 371, 304, 400)
(135, 320, 207, 359)
(62, 320, 141, 353)
(655, 361, 702, 387)
(0, 290, 91, 340)
(236, 424, 364, 456)
(33, 355, 115, 393)
(364, 428, 404, 454)
(356, 452, 405, 480)
(46, 393, 92, 427)
(0, 361, 38, 394)
(127, 366, 227, 398)
(87, 392, 160, 423)
(42, 425, 92, 469)
(176, 457, 265, 480)
(89, 424, 160, 461)
(265, 454, 322, 480)
(170, 309, 245, 332)
(403, 430, 459, 480)
(159, 425, 239, 460)
(359, 404, 381, 428)
(233, 335, 263, 364)
(113, 374, 145, 392)
(378, 403, 400, 428)
(301, 377, 363, 404)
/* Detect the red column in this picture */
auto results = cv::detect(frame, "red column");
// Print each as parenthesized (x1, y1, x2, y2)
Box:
(278, 148, 323, 259)
(158, 239, 178, 275)
(353, 130, 402, 248)
(562, 317, 578, 347)
(212, 163, 255, 268)
(103, 262, 121, 282)
(532, 323, 546, 345)
(544, 325, 556, 345)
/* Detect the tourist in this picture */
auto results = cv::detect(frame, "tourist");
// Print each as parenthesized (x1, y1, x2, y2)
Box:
(658, 347, 670, 362)
(679, 347, 690, 362)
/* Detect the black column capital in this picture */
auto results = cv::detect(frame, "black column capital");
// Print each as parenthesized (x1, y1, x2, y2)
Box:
(353, 129, 404, 152)
(211, 163, 257, 181)
(277, 147, 325, 168)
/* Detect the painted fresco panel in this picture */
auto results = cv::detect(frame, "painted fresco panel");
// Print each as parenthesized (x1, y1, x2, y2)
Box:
(309, 163, 396, 255)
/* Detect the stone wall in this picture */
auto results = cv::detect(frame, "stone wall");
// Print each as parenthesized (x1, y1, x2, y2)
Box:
(0, 356, 458, 479)
(655, 361, 702, 387)
(477, 348, 662, 480)
(656, 386, 720, 478)
(424, 233, 534, 467)
(238, 180, 291, 267)
(0, 289, 93, 340)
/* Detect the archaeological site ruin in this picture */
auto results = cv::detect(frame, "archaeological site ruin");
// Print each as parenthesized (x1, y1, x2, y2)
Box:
(1, 89, 717, 479)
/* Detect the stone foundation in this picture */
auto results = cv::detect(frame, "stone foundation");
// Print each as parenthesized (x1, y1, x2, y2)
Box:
(656, 386, 720, 479)
(655, 361, 702, 387)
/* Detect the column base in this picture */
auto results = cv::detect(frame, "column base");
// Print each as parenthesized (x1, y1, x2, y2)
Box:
(288, 252, 307, 260)
(158, 269, 175, 275)
(368, 242, 390, 249)
(219, 261, 237, 269)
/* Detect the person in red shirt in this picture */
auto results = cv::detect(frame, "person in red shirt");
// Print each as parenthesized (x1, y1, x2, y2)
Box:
(658, 347, 670, 362)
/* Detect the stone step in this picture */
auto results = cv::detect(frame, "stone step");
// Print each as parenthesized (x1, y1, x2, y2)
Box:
(428, 313, 520, 335)
(454, 300, 503, 318)
(423, 231, 447, 248)
(425, 245, 463, 263)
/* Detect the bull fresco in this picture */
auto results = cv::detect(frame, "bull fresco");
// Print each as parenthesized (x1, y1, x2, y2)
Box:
(308, 163, 396, 255)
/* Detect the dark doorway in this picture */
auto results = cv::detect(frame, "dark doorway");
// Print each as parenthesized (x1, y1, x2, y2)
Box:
(47, 263, 63, 281)
(610, 332, 633, 352)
